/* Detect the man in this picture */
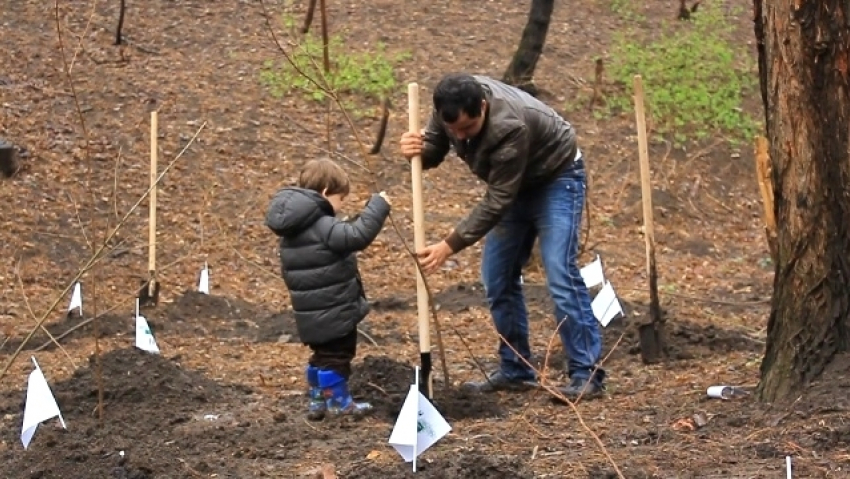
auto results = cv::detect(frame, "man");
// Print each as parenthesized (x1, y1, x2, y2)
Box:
(398, 73, 605, 399)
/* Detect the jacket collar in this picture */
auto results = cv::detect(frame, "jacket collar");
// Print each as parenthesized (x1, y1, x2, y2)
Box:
(468, 83, 521, 151)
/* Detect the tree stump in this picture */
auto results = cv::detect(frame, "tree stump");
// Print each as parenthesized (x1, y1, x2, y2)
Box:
(0, 140, 18, 178)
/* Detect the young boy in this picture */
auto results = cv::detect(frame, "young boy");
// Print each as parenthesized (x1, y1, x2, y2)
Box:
(265, 158, 391, 420)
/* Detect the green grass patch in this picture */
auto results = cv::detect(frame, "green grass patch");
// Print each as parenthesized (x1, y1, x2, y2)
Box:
(260, 14, 410, 114)
(599, 2, 760, 146)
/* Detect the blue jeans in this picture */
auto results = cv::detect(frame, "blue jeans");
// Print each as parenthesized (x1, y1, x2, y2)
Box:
(480, 159, 605, 386)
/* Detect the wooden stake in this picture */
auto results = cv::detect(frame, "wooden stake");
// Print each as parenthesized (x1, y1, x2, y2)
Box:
(755, 136, 777, 261)
(633, 75, 666, 364)
(149, 110, 157, 291)
(140, 110, 160, 306)
(408, 82, 433, 399)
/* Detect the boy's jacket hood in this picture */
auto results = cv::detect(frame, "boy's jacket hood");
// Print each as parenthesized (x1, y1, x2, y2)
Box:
(265, 187, 333, 236)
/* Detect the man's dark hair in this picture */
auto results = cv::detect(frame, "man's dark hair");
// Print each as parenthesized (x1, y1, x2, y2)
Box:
(432, 73, 485, 124)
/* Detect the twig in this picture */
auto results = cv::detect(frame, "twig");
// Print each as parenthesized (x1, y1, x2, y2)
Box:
(34, 317, 96, 351)
(366, 382, 389, 396)
(14, 259, 78, 368)
(66, 191, 93, 252)
(506, 316, 573, 434)
(497, 318, 627, 478)
(357, 328, 379, 347)
(67, 0, 98, 74)
(302, 417, 320, 431)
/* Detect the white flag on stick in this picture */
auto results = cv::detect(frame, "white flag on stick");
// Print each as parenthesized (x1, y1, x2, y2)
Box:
(388, 367, 451, 471)
(591, 281, 624, 327)
(135, 315, 160, 354)
(580, 254, 605, 289)
(21, 357, 66, 449)
(198, 262, 210, 295)
(67, 282, 82, 317)
(134, 299, 160, 354)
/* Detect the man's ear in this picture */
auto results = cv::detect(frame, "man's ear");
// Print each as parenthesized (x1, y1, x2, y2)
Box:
(321, 188, 328, 197)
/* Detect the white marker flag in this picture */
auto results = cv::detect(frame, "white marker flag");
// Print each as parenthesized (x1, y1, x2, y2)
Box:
(591, 280, 624, 327)
(580, 254, 605, 289)
(135, 315, 160, 354)
(388, 367, 451, 471)
(198, 263, 210, 295)
(21, 357, 66, 449)
(67, 282, 82, 316)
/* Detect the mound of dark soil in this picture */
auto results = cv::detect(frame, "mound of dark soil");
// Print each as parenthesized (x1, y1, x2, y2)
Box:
(0, 347, 254, 479)
(61, 347, 249, 411)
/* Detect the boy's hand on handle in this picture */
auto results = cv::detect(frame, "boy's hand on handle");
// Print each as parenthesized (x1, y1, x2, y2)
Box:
(399, 129, 425, 160)
(378, 191, 391, 205)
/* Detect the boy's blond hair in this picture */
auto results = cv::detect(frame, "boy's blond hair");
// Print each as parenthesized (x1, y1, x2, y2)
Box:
(298, 158, 350, 196)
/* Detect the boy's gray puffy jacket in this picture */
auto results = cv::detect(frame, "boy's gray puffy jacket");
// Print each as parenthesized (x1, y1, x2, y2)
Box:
(265, 187, 390, 345)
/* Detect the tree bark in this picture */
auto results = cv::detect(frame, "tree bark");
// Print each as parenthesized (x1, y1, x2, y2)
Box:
(502, 0, 555, 96)
(754, 0, 850, 403)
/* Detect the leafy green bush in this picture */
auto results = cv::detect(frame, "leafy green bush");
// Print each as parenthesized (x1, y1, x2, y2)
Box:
(604, 2, 759, 145)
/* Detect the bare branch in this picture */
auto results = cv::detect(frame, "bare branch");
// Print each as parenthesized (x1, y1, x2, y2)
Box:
(14, 259, 79, 369)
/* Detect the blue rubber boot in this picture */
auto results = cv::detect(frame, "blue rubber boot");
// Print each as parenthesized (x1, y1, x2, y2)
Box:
(306, 365, 326, 421)
(317, 369, 373, 417)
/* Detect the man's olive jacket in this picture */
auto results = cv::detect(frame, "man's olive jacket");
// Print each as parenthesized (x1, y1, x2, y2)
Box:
(421, 75, 581, 252)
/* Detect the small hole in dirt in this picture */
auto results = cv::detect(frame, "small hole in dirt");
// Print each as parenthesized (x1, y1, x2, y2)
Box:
(349, 356, 505, 421)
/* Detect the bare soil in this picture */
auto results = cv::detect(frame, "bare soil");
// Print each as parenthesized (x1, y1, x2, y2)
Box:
(1, 0, 848, 477)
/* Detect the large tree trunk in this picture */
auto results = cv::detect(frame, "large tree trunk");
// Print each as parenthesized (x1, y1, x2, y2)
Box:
(502, 0, 554, 96)
(754, 0, 850, 403)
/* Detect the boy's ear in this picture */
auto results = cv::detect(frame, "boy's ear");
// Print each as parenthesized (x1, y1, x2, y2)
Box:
(321, 188, 328, 197)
